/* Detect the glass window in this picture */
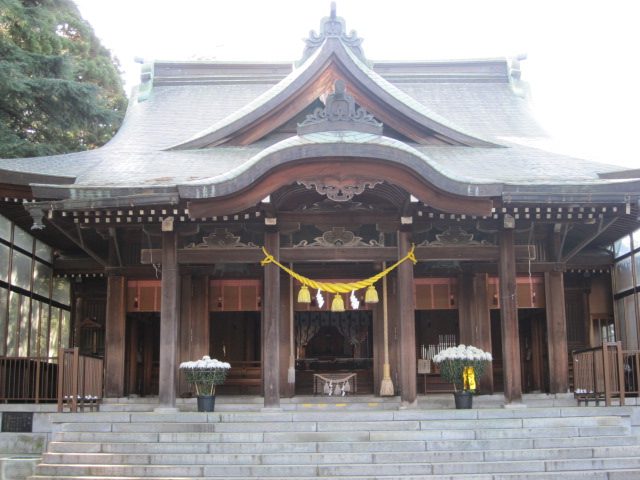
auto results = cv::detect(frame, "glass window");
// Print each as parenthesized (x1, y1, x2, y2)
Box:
(635, 253, 640, 288)
(52, 277, 70, 306)
(614, 256, 634, 293)
(6, 290, 20, 356)
(0, 287, 7, 355)
(624, 295, 639, 350)
(60, 309, 70, 349)
(48, 308, 60, 357)
(39, 305, 50, 358)
(614, 298, 627, 348)
(10, 250, 32, 290)
(614, 236, 632, 258)
(12, 224, 32, 253)
(30, 301, 41, 356)
(18, 296, 31, 357)
(633, 229, 640, 250)
(35, 240, 52, 263)
(33, 261, 52, 298)
(0, 214, 11, 242)
(0, 243, 9, 282)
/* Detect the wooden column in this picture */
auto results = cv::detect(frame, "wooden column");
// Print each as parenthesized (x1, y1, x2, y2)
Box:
(472, 273, 493, 393)
(262, 228, 280, 408)
(545, 271, 569, 393)
(498, 229, 522, 403)
(158, 231, 179, 409)
(178, 274, 209, 395)
(458, 273, 474, 345)
(104, 275, 126, 398)
(397, 229, 416, 405)
(280, 276, 293, 397)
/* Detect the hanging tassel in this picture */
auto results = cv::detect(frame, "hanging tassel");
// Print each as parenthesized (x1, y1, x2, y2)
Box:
(297, 285, 311, 304)
(331, 294, 345, 312)
(365, 285, 379, 304)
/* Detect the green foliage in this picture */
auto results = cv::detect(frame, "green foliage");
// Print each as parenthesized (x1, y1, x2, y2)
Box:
(182, 368, 229, 396)
(0, 0, 127, 158)
(437, 358, 490, 392)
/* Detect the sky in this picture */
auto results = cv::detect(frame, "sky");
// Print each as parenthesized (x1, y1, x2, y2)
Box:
(73, 0, 639, 169)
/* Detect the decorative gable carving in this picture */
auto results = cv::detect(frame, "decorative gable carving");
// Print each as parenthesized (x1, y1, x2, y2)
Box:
(297, 80, 383, 135)
(301, 2, 365, 63)
(298, 177, 381, 202)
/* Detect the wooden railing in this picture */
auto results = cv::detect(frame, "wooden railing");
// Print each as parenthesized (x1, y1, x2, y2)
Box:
(57, 347, 104, 412)
(622, 350, 640, 397)
(572, 342, 625, 406)
(0, 355, 58, 402)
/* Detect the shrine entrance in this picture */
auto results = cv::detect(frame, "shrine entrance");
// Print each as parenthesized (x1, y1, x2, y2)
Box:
(294, 311, 374, 395)
(125, 313, 160, 397)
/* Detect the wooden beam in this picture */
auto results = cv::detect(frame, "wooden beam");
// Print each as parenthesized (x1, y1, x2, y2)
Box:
(498, 229, 522, 403)
(141, 245, 537, 265)
(262, 229, 280, 408)
(561, 217, 619, 263)
(545, 271, 569, 393)
(397, 229, 416, 405)
(158, 231, 179, 409)
(48, 219, 109, 268)
(109, 228, 123, 267)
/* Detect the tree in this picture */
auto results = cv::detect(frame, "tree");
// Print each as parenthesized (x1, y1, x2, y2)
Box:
(0, 0, 127, 158)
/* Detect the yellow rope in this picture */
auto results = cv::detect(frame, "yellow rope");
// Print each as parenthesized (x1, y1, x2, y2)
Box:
(260, 245, 417, 294)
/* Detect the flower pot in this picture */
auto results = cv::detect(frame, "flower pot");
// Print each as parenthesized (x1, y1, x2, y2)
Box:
(453, 390, 473, 409)
(197, 395, 216, 412)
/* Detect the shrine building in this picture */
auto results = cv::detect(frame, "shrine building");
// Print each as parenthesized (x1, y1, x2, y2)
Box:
(1, 5, 640, 409)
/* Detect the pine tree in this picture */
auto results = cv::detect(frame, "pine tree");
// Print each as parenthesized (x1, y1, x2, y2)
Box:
(0, 0, 127, 158)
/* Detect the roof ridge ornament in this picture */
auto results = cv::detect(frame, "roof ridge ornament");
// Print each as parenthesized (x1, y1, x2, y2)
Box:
(297, 79, 383, 135)
(300, 2, 365, 63)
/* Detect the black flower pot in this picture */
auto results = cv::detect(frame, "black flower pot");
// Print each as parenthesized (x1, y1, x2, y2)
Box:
(453, 390, 473, 409)
(197, 395, 216, 412)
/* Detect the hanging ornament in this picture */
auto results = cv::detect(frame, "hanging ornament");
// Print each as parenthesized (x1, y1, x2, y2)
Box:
(331, 293, 345, 312)
(316, 289, 325, 309)
(350, 290, 360, 310)
(297, 285, 311, 304)
(365, 285, 379, 304)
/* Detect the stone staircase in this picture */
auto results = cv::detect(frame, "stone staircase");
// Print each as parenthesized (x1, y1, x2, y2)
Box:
(27, 399, 640, 480)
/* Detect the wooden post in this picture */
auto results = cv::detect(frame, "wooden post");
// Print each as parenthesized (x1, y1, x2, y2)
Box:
(498, 229, 522, 403)
(397, 229, 416, 405)
(458, 273, 474, 345)
(104, 275, 126, 398)
(472, 273, 493, 393)
(544, 271, 569, 393)
(280, 276, 294, 397)
(158, 231, 179, 410)
(263, 227, 280, 408)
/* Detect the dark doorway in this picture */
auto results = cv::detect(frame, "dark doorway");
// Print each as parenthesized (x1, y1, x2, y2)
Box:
(415, 310, 459, 393)
(294, 311, 373, 394)
(125, 313, 160, 396)
(210, 311, 261, 394)
(490, 308, 548, 394)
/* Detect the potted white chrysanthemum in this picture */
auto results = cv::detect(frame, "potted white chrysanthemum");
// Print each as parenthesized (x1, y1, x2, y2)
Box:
(432, 344, 492, 409)
(179, 356, 231, 412)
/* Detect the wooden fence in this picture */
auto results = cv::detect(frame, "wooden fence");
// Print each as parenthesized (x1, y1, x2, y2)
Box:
(0, 355, 58, 402)
(572, 342, 625, 406)
(57, 348, 104, 412)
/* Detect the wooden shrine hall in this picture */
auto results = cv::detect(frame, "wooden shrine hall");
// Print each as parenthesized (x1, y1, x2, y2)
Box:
(1, 5, 639, 410)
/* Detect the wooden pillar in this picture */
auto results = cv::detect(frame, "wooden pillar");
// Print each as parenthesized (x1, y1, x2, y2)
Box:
(158, 231, 179, 409)
(545, 271, 569, 393)
(458, 273, 474, 345)
(263, 228, 280, 408)
(280, 276, 293, 397)
(397, 229, 416, 405)
(499, 229, 522, 403)
(104, 275, 126, 398)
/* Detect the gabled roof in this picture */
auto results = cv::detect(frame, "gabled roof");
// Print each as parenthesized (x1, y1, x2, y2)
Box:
(169, 34, 499, 149)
